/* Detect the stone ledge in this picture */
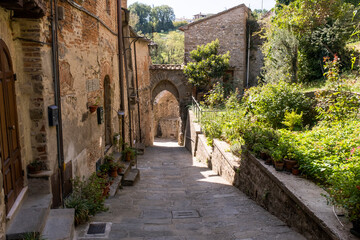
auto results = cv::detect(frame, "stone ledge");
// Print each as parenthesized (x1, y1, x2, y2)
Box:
(28, 170, 53, 178)
(210, 139, 357, 240)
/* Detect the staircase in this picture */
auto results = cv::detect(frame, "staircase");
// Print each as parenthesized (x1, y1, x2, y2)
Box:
(108, 152, 140, 197)
(5, 172, 75, 240)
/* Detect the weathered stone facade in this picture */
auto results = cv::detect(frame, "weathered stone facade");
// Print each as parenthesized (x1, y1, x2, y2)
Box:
(0, 0, 145, 238)
(180, 4, 250, 90)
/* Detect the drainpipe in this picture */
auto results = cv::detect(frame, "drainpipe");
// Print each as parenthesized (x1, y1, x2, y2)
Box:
(117, 0, 125, 148)
(246, 23, 251, 89)
(122, 24, 133, 147)
(51, 0, 65, 205)
(133, 39, 142, 144)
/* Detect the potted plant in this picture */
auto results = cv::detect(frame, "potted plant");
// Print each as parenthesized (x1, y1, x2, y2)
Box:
(99, 162, 110, 174)
(89, 97, 100, 113)
(292, 164, 300, 175)
(104, 154, 114, 163)
(284, 151, 298, 172)
(108, 161, 118, 178)
(117, 162, 125, 175)
(122, 145, 136, 162)
(27, 160, 43, 174)
(272, 150, 284, 171)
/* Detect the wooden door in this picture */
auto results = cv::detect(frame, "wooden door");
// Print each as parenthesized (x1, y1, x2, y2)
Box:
(0, 40, 23, 213)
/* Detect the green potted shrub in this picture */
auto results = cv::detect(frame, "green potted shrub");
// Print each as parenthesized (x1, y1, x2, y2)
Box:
(272, 149, 284, 171)
(108, 161, 118, 178)
(122, 145, 136, 162)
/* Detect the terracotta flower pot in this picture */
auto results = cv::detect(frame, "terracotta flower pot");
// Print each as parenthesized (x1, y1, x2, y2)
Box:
(27, 164, 41, 174)
(102, 183, 110, 197)
(292, 167, 300, 175)
(284, 159, 298, 172)
(126, 152, 132, 162)
(110, 168, 118, 178)
(274, 161, 284, 171)
(89, 105, 98, 113)
(117, 167, 123, 175)
(265, 158, 272, 165)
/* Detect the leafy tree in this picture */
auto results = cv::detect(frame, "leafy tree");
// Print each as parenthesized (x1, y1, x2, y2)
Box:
(263, 28, 299, 83)
(151, 31, 184, 64)
(128, 2, 152, 34)
(262, 0, 360, 82)
(173, 20, 188, 30)
(151, 5, 175, 32)
(184, 39, 230, 87)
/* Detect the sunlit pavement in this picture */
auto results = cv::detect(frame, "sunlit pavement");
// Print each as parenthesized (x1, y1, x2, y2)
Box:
(76, 138, 305, 240)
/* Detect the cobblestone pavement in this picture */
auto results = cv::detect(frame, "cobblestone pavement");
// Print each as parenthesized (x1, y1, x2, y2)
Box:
(76, 139, 306, 240)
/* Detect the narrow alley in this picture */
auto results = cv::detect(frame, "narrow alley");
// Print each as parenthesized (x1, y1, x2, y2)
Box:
(76, 139, 305, 240)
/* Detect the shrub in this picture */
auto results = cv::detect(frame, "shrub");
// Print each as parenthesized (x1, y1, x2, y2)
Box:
(243, 81, 316, 128)
(65, 173, 108, 225)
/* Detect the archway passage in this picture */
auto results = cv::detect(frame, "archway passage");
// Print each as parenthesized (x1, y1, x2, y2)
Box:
(153, 90, 181, 142)
(0, 39, 23, 213)
(149, 65, 192, 145)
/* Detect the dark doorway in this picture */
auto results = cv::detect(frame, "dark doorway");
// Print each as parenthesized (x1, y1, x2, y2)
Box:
(0, 39, 23, 213)
(104, 76, 112, 148)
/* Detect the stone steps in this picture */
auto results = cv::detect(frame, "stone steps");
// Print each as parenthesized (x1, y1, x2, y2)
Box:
(122, 169, 140, 186)
(6, 194, 52, 240)
(42, 209, 75, 240)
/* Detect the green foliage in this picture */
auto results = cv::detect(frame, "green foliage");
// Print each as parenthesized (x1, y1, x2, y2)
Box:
(262, 28, 299, 83)
(204, 82, 225, 108)
(128, 2, 152, 34)
(173, 20, 188, 29)
(151, 5, 175, 32)
(243, 81, 315, 128)
(151, 31, 184, 64)
(282, 110, 303, 131)
(264, 0, 360, 83)
(328, 146, 360, 221)
(316, 56, 360, 122)
(21, 233, 46, 240)
(65, 174, 108, 225)
(184, 39, 230, 87)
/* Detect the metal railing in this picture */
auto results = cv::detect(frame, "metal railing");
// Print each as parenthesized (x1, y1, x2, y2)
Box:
(191, 96, 225, 123)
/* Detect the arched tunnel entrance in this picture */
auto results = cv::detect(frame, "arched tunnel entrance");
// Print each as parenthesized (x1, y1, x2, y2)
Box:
(149, 65, 192, 146)
(153, 90, 181, 143)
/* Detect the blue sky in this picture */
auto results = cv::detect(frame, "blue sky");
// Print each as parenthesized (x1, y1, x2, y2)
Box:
(127, 0, 276, 19)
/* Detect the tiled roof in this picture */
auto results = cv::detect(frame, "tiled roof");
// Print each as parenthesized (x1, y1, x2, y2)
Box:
(150, 64, 184, 70)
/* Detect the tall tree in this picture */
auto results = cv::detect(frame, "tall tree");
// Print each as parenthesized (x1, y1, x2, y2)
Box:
(184, 39, 230, 87)
(151, 5, 175, 32)
(128, 2, 152, 34)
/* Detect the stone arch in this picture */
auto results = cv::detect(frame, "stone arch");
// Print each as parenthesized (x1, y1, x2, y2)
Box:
(149, 65, 192, 145)
(151, 80, 180, 104)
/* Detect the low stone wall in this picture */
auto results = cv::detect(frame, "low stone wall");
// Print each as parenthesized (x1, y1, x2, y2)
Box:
(195, 134, 212, 168)
(186, 110, 356, 240)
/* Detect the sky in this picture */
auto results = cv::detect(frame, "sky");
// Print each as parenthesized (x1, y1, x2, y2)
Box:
(127, 0, 276, 19)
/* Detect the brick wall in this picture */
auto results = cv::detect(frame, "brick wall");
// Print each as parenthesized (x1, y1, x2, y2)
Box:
(182, 5, 249, 90)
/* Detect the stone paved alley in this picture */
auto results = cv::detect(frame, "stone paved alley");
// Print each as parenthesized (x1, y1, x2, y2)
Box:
(76, 139, 306, 240)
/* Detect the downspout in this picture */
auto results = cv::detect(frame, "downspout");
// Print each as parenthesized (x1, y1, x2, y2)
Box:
(121, 22, 133, 147)
(117, 0, 125, 148)
(246, 23, 251, 89)
(133, 39, 142, 144)
(51, 0, 65, 205)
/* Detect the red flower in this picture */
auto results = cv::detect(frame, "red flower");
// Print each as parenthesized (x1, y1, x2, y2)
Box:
(356, 186, 360, 191)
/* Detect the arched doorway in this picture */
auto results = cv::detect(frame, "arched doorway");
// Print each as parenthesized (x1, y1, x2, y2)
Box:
(151, 80, 181, 144)
(0, 39, 23, 213)
(153, 90, 181, 141)
(104, 75, 112, 148)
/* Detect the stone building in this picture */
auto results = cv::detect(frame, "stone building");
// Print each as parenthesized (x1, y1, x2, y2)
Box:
(180, 4, 254, 90)
(0, 0, 149, 238)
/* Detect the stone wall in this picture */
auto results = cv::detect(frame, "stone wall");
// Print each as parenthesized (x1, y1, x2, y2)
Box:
(181, 5, 249, 90)
(186, 110, 355, 240)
